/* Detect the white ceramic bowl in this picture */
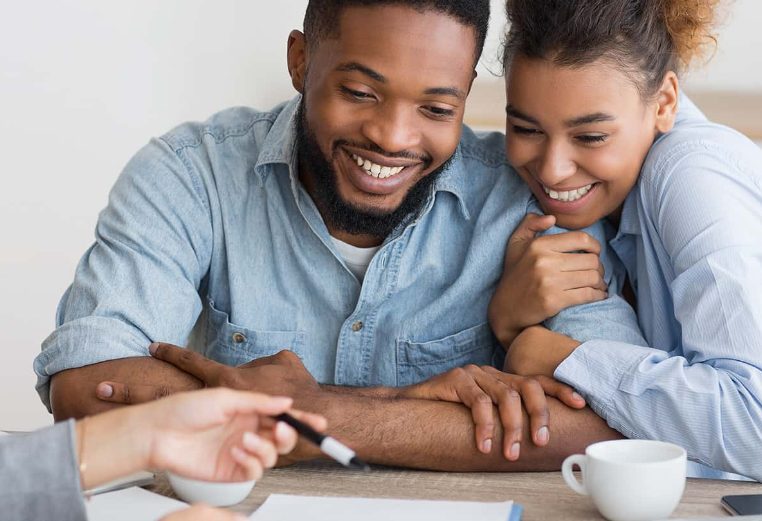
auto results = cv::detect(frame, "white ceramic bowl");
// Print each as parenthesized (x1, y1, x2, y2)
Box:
(167, 472, 256, 507)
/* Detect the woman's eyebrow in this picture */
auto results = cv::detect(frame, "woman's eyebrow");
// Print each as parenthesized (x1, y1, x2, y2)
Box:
(506, 105, 539, 125)
(564, 112, 615, 127)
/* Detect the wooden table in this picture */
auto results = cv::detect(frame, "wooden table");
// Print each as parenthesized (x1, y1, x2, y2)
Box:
(150, 461, 762, 520)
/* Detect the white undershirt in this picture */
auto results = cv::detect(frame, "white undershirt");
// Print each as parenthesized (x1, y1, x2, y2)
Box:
(330, 237, 381, 282)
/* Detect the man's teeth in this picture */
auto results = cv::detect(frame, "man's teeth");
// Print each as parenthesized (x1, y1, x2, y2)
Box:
(542, 184, 594, 202)
(352, 154, 405, 179)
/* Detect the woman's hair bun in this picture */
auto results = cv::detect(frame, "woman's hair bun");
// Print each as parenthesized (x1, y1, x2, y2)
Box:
(662, 0, 722, 68)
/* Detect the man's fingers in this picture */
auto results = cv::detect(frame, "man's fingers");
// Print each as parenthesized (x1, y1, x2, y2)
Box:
(488, 381, 523, 461)
(95, 381, 172, 404)
(455, 375, 496, 454)
(150, 342, 222, 383)
(518, 379, 551, 447)
(535, 376, 586, 409)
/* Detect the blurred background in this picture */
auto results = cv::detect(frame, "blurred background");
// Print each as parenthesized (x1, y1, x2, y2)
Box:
(1, 0, 760, 430)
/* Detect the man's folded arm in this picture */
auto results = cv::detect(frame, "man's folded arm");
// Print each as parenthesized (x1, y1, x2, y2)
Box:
(50, 358, 203, 420)
(303, 391, 622, 471)
(37, 136, 216, 417)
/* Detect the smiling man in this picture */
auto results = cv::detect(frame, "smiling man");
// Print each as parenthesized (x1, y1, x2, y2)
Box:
(37, 0, 647, 471)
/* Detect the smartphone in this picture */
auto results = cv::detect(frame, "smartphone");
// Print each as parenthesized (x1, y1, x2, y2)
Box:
(721, 494, 762, 515)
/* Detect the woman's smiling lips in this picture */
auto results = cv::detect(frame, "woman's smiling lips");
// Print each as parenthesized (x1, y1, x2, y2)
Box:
(338, 146, 423, 196)
(535, 179, 601, 213)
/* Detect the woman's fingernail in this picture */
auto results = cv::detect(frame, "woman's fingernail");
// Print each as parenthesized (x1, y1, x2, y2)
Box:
(536, 426, 549, 444)
(149, 342, 159, 355)
(572, 392, 583, 401)
(243, 431, 262, 449)
(97, 383, 113, 398)
(510, 442, 520, 460)
(482, 438, 493, 453)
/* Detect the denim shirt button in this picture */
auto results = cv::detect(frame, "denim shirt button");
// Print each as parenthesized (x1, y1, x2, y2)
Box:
(351, 321, 364, 332)
(231, 332, 247, 344)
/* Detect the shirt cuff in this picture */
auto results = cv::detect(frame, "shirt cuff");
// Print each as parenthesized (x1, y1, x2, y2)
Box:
(554, 339, 652, 435)
(34, 316, 151, 411)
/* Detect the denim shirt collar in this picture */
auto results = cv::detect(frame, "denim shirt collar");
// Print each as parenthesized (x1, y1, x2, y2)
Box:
(253, 95, 470, 220)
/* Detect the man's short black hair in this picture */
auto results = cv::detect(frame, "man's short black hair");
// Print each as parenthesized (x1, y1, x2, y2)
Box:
(303, 0, 490, 66)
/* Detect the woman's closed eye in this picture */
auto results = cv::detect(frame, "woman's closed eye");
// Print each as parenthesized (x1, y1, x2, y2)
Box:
(576, 134, 608, 144)
(511, 125, 543, 136)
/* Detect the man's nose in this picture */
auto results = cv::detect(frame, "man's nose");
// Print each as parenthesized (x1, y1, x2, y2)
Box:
(361, 102, 421, 155)
(536, 140, 576, 186)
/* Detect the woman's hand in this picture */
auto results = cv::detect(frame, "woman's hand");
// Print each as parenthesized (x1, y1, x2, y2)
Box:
(142, 388, 326, 482)
(505, 325, 581, 378)
(77, 388, 327, 490)
(399, 365, 584, 461)
(160, 504, 246, 521)
(489, 213, 607, 347)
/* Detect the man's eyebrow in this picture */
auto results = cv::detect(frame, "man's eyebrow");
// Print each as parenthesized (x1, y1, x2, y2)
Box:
(424, 86, 466, 100)
(506, 105, 540, 125)
(335, 62, 386, 83)
(565, 112, 615, 127)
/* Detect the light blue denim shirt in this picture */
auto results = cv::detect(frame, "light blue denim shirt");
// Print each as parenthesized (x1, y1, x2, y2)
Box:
(555, 96, 762, 481)
(35, 96, 645, 413)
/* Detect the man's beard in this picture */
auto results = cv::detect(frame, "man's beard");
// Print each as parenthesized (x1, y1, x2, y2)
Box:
(295, 99, 452, 239)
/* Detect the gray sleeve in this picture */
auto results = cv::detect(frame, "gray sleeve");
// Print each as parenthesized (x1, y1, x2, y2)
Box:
(0, 420, 87, 521)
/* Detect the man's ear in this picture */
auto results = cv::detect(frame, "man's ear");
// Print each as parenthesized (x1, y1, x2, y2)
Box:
(287, 30, 308, 94)
(654, 71, 679, 134)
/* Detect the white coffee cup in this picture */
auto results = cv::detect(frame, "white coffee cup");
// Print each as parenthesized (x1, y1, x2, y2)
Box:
(167, 472, 256, 507)
(562, 439, 687, 521)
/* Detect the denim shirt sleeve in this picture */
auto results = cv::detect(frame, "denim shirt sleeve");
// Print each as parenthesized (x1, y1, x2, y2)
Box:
(555, 138, 762, 480)
(34, 137, 213, 410)
(543, 220, 648, 347)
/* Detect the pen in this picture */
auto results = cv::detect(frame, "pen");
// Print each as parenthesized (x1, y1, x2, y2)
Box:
(273, 413, 371, 471)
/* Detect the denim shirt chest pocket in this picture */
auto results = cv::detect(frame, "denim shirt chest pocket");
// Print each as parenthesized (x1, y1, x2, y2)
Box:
(204, 300, 306, 367)
(396, 322, 499, 386)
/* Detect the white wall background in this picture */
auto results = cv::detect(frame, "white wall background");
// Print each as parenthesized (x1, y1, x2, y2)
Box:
(1, 0, 760, 430)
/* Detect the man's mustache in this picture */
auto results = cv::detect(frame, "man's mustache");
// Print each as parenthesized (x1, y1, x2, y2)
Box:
(333, 139, 431, 165)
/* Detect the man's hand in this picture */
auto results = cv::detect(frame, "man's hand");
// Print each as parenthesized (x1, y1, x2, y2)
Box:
(505, 326, 581, 378)
(488, 214, 608, 347)
(399, 365, 585, 460)
(96, 343, 321, 404)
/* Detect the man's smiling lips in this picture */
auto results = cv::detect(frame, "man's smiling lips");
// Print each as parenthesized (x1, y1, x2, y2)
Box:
(338, 146, 424, 196)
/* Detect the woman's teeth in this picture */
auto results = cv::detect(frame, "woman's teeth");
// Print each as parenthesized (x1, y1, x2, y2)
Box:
(543, 183, 594, 202)
(352, 154, 405, 179)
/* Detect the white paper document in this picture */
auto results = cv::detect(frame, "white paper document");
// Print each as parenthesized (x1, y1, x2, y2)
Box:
(250, 494, 522, 521)
(86, 486, 187, 521)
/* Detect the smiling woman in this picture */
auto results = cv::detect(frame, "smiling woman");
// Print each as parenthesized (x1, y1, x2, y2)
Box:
(490, 0, 762, 481)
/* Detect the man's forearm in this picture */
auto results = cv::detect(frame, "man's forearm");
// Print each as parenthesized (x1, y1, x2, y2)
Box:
(50, 357, 203, 421)
(305, 392, 622, 471)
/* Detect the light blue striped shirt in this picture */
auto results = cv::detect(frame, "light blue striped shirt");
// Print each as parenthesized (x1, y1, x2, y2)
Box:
(555, 96, 762, 481)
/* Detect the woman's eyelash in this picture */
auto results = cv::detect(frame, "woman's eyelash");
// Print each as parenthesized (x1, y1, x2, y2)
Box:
(512, 125, 542, 135)
(577, 135, 608, 143)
